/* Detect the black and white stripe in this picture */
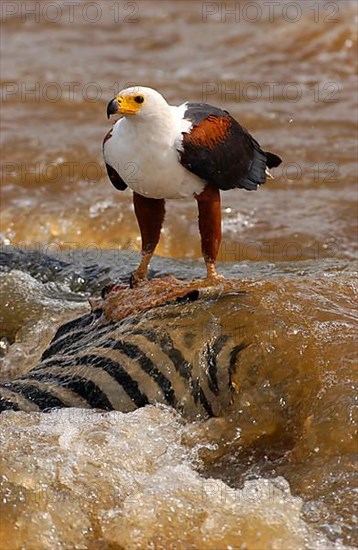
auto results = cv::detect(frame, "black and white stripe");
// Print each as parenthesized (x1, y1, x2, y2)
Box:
(0, 308, 248, 419)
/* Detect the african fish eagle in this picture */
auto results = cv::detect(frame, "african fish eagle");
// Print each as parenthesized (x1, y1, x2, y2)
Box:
(103, 86, 282, 285)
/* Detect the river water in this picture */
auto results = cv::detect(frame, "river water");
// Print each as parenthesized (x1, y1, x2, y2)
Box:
(1, 1, 357, 548)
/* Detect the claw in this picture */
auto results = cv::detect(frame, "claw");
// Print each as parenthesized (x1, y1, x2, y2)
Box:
(194, 273, 226, 288)
(129, 271, 147, 288)
(101, 282, 127, 299)
(204, 273, 225, 284)
(204, 261, 224, 285)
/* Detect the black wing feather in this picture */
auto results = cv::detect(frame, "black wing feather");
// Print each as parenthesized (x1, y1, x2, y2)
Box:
(105, 163, 127, 191)
(180, 102, 282, 191)
(103, 129, 127, 191)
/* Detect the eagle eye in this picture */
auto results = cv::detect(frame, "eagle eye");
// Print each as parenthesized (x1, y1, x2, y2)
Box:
(134, 95, 144, 104)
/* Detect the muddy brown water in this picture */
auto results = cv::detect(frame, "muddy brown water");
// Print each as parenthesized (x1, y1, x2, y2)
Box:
(1, 1, 357, 549)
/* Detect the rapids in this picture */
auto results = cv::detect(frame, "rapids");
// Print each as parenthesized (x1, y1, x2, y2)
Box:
(1, 0, 357, 548)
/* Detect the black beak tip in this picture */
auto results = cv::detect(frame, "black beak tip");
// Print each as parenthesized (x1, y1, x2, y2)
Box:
(107, 98, 119, 119)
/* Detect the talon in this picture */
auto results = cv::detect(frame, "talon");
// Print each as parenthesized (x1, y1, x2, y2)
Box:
(130, 272, 147, 288)
(101, 283, 127, 299)
(194, 274, 225, 288)
(205, 273, 225, 284)
(204, 262, 224, 285)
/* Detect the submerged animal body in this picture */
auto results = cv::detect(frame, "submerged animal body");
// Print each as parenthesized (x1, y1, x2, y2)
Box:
(103, 86, 282, 284)
(0, 304, 246, 420)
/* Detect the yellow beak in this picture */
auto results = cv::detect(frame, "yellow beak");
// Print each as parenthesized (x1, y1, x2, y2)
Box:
(106, 95, 139, 118)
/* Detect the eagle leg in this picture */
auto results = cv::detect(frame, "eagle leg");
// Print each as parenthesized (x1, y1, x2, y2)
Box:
(195, 185, 223, 282)
(131, 192, 165, 287)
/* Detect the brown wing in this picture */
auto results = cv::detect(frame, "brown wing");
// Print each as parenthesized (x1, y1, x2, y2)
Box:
(103, 129, 127, 191)
(179, 102, 281, 191)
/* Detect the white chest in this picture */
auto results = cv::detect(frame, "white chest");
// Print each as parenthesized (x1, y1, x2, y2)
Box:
(104, 117, 205, 199)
